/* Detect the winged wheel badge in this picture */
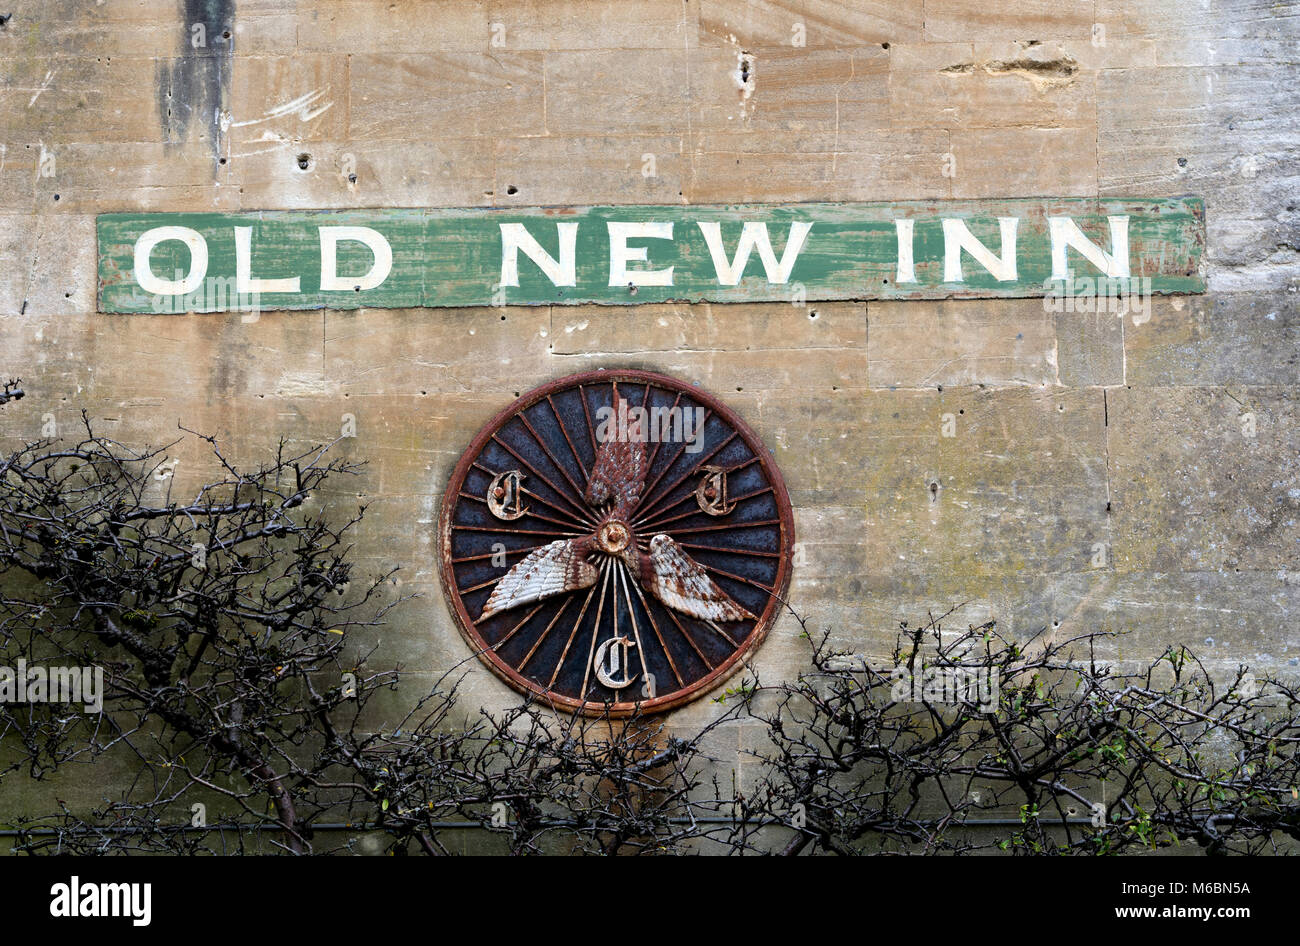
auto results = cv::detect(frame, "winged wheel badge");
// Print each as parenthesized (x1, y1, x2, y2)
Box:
(439, 371, 794, 715)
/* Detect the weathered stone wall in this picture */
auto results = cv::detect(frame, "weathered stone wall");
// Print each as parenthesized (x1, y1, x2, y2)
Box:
(0, 1, 1296, 814)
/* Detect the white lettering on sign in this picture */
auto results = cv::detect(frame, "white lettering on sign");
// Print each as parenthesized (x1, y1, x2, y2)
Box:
(1050, 215, 1130, 279)
(134, 226, 208, 295)
(895, 219, 917, 283)
(118, 207, 1156, 307)
(499, 222, 578, 287)
(133, 226, 393, 296)
(696, 221, 813, 285)
(319, 226, 392, 291)
(608, 221, 675, 287)
(943, 217, 1019, 283)
(236, 226, 300, 293)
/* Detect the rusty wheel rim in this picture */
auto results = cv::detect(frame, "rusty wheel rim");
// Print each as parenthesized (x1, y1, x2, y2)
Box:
(437, 369, 795, 716)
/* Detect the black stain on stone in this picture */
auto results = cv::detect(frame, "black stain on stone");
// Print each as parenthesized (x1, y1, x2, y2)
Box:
(156, 0, 235, 166)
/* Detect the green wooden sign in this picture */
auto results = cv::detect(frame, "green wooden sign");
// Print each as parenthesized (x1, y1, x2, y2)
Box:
(96, 198, 1204, 314)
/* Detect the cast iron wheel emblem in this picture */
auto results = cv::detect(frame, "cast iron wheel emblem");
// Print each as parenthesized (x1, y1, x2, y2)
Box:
(438, 369, 795, 716)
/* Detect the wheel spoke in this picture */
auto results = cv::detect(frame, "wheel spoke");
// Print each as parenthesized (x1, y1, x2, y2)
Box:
(639, 482, 772, 532)
(576, 562, 615, 700)
(491, 433, 595, 527)
(547, 394, 590, 488)
(457, 490, 587, 531)
(518, 597, 574, 671)
(470, 461, 591, 529)
(634, 428, 739, 524)
(517, 409, 589, 510)
(631, 409, 716, 520)
(622, 563, 687, 685)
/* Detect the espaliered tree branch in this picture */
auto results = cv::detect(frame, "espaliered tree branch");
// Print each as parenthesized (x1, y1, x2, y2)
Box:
(726, 605, 1300, 855)
(0, 379, 22, 406)
(322, 679, 739, 856)
(0, 414, 407, 854)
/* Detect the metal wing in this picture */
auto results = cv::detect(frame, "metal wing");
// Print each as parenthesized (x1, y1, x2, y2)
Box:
(584, 386, 647, 520)
(640, 534, 756, 623)
(479, 538, 598, 621)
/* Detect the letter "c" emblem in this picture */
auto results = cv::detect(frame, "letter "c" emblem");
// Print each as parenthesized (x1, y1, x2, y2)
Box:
(594, 636, 638, 690)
